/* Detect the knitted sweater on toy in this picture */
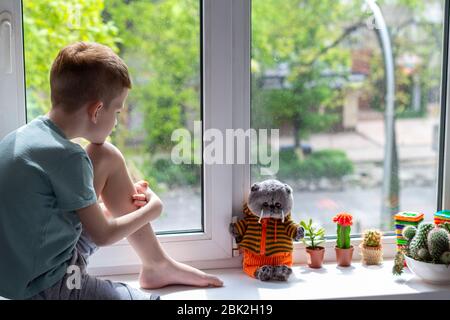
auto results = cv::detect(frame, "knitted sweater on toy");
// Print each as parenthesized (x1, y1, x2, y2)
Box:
(234, 203, 298, 256)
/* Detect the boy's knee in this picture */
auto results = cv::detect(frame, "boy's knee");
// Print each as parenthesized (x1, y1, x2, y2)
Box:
(85, 142, 125, 168)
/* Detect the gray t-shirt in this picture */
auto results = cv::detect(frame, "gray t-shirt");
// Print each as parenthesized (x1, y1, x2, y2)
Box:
(0, 115, 97, 299)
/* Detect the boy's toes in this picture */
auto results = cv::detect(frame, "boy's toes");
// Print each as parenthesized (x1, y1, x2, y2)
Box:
(204, 274, 224, 287)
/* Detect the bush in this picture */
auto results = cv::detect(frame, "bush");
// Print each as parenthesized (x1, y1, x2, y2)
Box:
(277, 148, 303, 180)
(277, 148, 353, 181)
(299, 149, 354, 180)
(146, 157, 201, 188)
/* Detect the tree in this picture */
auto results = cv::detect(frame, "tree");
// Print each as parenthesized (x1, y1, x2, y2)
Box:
(23, 0, 119, 119)
(103, 0, 200, 154)
(251, 0, 365, 153)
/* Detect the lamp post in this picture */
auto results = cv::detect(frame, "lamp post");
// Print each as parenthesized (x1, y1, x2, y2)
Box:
(365, 0, 399, 230)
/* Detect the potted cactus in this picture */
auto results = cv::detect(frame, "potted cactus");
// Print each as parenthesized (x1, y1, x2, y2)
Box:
(360, 229, 383, 265)
(393, 222, 450, 283)
(333, 213, 353, 267)
(300, 219, 325, 268)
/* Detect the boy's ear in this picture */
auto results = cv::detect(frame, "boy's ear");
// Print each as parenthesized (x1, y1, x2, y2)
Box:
(87, 101, 104, 124)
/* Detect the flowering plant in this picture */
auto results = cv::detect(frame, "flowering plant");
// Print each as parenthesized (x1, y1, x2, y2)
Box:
(333, 213, 353, 249)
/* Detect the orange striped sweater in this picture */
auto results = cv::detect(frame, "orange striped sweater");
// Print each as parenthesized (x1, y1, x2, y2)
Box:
(234, 203, 299, 256)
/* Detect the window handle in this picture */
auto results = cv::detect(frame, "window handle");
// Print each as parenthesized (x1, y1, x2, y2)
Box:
(0, 11, 13, 74)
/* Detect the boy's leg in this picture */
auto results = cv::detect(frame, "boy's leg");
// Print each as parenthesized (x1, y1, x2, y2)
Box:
(85, 142, 223, 289)
(28, 238, 160, 300)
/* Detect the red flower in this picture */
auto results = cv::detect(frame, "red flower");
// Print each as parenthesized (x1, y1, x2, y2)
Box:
(333, 213, 353, 226)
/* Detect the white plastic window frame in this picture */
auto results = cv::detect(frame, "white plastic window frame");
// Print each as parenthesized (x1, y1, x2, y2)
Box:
(1, 0, 241, 275)
(0, 0, 25, 139)
(232, 0, 450, 265)
(1, 0, 449, 274)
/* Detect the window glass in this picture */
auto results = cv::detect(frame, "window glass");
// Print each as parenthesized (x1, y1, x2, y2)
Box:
(23, 0, 202, 233)
(251, 0, 445, 235)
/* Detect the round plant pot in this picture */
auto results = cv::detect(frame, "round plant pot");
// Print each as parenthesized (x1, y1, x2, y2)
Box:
(359, 244, 383, 265)
(405, 255, 450, 284)
(306, 246, 325, 269)
(335, 246, 354, 267)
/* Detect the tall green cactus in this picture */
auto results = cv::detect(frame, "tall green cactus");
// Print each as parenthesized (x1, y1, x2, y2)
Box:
(337, 224, 351, 249)
(427, 228, 450, 262)
(409, 223, 433, 259)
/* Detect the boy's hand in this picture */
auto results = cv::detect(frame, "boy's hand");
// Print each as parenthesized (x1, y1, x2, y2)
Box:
(132, 180, 151, 207)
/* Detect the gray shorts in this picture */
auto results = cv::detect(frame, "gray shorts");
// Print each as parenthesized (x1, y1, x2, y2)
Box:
(28, 230, 160, 300)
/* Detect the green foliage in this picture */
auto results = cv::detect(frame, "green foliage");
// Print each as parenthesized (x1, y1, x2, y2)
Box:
(277, 149, 354, 181)
(300, 150, 354, 180)
(24, 0, 440, 192)
(146, 156, 200, 188)
(251, 0, 358, 147)
(364, 0, 442, 120)
(300, 218, 325, 249)
(336, 224, 351, 249)
(104, 0, 200, 154)
(23, 0, 119, 119)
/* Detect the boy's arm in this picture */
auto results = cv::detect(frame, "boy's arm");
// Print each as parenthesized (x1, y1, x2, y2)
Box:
(77, 187, 163, 247)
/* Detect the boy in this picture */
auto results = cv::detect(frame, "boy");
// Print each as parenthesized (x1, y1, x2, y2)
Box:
(0, 42, 223, 300)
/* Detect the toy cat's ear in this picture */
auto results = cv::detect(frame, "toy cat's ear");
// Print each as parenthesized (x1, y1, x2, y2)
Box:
(251, 183, 260, 192)
(284, 184, 292, 194)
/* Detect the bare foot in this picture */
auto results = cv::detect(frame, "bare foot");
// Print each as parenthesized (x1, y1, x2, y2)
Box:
(139, 258, 224, 289)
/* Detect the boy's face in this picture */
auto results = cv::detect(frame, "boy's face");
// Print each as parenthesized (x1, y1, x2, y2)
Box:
(87, 88, 129, 144)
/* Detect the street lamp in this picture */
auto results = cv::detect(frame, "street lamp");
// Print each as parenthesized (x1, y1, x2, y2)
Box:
(365, 0, 399, 230)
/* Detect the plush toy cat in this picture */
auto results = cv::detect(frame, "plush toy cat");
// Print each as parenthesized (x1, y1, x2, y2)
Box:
(229, 179, 304, 281)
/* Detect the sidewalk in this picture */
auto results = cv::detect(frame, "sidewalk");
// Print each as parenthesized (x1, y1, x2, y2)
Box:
(303, 117, 439, 164)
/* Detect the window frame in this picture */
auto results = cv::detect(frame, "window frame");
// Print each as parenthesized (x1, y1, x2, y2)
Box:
(1, 0, 449, 274)
(0, 0, 26, 139)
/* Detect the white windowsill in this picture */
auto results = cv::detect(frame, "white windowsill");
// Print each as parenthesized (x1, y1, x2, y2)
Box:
(103, 260, 450, 300)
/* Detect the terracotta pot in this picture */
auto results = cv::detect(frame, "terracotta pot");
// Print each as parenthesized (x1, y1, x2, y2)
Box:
(359, 244, 383, 265)
(335, 246, 354, 267)
(306, 247, 325, 268)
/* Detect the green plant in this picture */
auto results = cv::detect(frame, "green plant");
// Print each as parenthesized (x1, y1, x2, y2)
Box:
(299, 150, 354, 181)
(277, 149, 303, 180)
(393, 223, 450, 276)
(392, 251, 406, 275)
(409, 223, 434, 260)
(402, 225, 417, 241)
(277, 149, 354, 182)
(427, 228, 450, 263)
(439, 222, 450, 234)
(148, 156, 200, 188)
(300, 219, 325, 249)
(333, 213, 352, 249)
(441, 252, 450, 266)
(417, 248, 431, 261)
(362, 230, 382, 247)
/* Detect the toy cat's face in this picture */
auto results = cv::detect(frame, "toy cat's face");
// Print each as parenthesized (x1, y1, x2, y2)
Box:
(247, 179, 293, 221)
